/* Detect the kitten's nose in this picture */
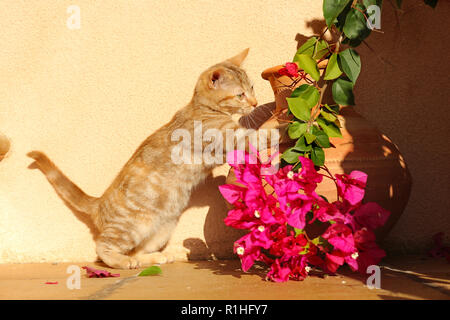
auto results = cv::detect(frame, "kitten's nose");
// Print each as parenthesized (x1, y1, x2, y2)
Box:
(249, 97, 258, 107)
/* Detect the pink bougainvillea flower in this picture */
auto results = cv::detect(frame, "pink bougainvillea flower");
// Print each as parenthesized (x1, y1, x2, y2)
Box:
(286, 200, 313, 230)
(353, 202, 390, 230)
(234, 238, 262, 272)
(325, 251, 345, 274)
(234, 227, 274, 271)
(322, 223, 356, 254)
(224, 206, 278, 230)
(266, 259, 292, 282)
(356, 247, 386, 273)
(278, 62, 299, 78)
(286, 256, 309, 281)
(220, 149, 390, 281)
(335, 171, 367, 206)
(82, 266, 120, 278)
(224, 208, 257, 229)
(298, 157, 322, 184)
(315, 199, 346, 224)
(353, 227, 377, 250)
(345, 254, 359, 272)
(271, 232, 308, 259)
(218, 184, 246, 206)
(353, 228, 386, 273)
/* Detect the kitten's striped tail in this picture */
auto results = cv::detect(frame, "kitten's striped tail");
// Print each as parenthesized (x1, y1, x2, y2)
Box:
(27, 151, 99, 215)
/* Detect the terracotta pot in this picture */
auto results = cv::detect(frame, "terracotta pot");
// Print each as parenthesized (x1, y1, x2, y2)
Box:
(226, 64, 412, 242)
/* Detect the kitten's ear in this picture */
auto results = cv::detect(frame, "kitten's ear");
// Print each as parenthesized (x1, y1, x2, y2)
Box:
(208, 68, 225, 89)
(227, 48, 250, 67)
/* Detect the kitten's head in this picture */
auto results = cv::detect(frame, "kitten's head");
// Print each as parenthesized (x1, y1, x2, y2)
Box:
(194, 49, 257, 115)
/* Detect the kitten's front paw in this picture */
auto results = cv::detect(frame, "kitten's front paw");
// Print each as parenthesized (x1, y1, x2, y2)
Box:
(231, 113, 242, 124)
(134, 252, 168, 267)
(126, 257, 141, 269)
(162, 246, 189, 263)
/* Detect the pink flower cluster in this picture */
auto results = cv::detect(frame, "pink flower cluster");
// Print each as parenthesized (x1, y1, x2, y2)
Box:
(219, 150, 390, 282)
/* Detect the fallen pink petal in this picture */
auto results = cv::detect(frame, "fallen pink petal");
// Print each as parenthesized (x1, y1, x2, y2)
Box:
(82, 266, 120, 278)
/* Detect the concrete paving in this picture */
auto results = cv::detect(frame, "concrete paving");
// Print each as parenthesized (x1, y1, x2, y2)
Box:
(0, 256, 448, 300)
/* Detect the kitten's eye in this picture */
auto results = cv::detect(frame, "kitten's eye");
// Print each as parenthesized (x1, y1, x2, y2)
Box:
(237, 93, 246, 99)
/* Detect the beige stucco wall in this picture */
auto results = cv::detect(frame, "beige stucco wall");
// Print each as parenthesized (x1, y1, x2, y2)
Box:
(0, 0, 448, 263)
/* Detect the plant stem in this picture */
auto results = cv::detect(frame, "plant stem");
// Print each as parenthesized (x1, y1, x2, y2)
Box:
(308, 82, 328, 128)
(320, 165, 340, 201)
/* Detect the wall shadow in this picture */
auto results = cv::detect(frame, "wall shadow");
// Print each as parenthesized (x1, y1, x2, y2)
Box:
(345, 0, 450, 252)
(182, 173, 247, 260)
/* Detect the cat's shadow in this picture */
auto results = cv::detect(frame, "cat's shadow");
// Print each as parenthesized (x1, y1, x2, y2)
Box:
(182, 172, 247, 261)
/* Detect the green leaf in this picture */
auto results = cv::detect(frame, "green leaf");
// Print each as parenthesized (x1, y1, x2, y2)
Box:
(324, 104, 340, 114)
(313, 40, 330, 60)
(342, 37, 363, 48)
(335, 1, 353, 31)
(323, 0, 352, 28)
(312, 126, 331, 148)
(282, 148, 302, 163)
(317, 118, 343, 138)
(320, 109, 337, 122)
(288, 122, 308, 139)
(305, 132, 316, 144)
(294, 228, 306, 237)
(295, 37, 318, 58)
(324, 53, 342, 80)
(293, 54, 320, 82)
(138, 266, 162, 277)
(424, 0, 438, 8)
(287, 97, 311, 122)
(363, 0, 383, 7)
(294, 136, 313, 152)
(291, 84, 320, 108)
(332, 78, 355, 106)
(311, 146, 325, 166)
(343, 8, 370, 40)
(311, 236, 325, 246)
(338, 49, 361, 84)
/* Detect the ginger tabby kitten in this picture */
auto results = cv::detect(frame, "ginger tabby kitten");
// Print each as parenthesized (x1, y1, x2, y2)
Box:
(27, 49, 277, 269)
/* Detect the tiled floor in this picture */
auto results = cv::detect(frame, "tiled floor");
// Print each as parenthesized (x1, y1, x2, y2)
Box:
(0, 255, 448, 300)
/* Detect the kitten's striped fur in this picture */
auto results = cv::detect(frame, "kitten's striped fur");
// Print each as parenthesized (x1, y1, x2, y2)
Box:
(27, 49, 273, 269)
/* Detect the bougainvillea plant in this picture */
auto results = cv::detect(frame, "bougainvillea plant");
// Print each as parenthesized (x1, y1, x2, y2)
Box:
(219, 1, 438, 282)
(220, 148, 390, 282)
(280, 0, 438, 168)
